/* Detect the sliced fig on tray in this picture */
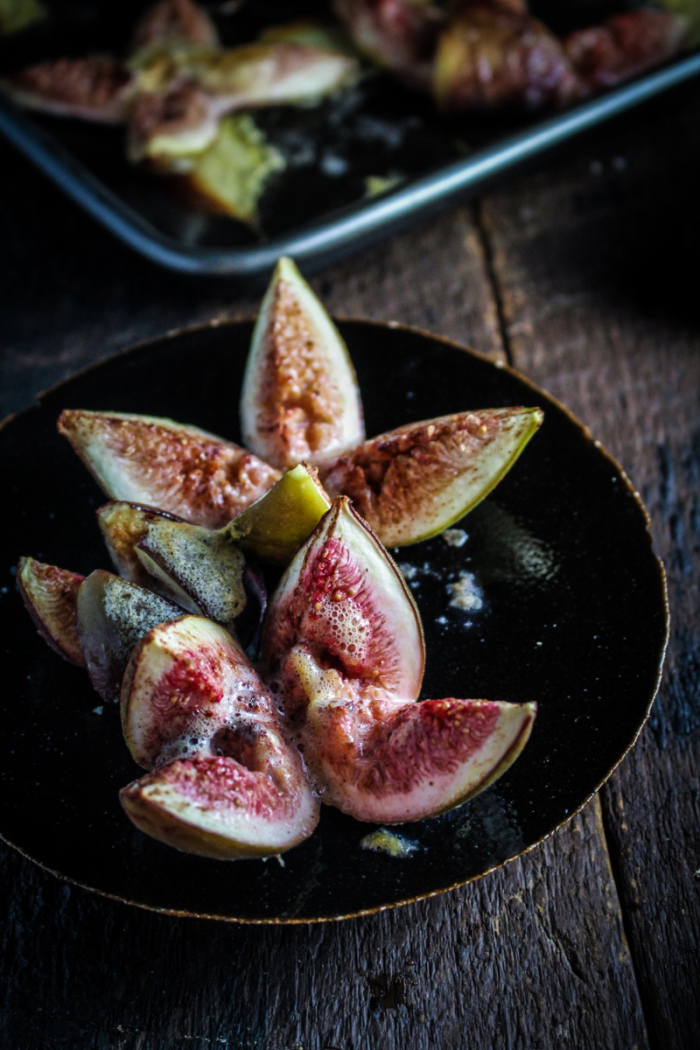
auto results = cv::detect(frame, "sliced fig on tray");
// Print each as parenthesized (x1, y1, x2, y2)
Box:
(321, 407, 543, 547)
(77, 569, 182, 703)
(240, 256, 364, 470)
(263, 497, 536, 823)
(17, 557, 85, 666)
(120, 616, 319, 859)
(58, 410, 280, 528)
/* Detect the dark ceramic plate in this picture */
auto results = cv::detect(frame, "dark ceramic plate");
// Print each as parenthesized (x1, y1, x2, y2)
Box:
(1, 1, 699, 276)
(0, 321, 668, 922)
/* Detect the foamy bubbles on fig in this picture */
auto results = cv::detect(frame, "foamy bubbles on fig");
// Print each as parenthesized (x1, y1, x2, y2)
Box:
(102, 578, 180, 653)
(145, 522, 247, 624)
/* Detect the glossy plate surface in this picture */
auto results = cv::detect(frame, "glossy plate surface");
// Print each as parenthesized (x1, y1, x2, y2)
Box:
(0, 321, 667, 922)
(0, 1, 699, 275)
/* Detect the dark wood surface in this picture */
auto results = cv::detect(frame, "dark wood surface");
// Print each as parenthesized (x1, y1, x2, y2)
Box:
(1, 77, 699, 1050)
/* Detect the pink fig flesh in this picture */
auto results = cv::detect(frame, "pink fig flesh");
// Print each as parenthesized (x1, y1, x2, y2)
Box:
(241, 257, 364, 470)
(321, 407, 543, 547)
(17, 557, 85, 666)
(77, 569, 182, 704)
(262, 497, 425, 715)
(262, 497, 537, 823)
(287, 647, 536, 823)
(120, 617, 319, 858)
(58, 410, 280, 529)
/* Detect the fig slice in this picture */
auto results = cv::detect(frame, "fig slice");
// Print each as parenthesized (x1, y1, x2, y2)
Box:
(57, 409, 281, 528)
(120, 616, 319, 858)
(228, 463, 332, 566)
(17, 557, 85, 666)
(77, 569, 182, 703)
(97, 500, 265, 640)
(240, 256, 365, 471)
(288, 645, 536, 823)
(262, 496, 425, 713)
(321, 407, 544, 547)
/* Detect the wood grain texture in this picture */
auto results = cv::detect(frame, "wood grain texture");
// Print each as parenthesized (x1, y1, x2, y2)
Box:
(0, 801, 645, 1050)
(478, 78, 700, 1050)
(2, 75, 699, 1050)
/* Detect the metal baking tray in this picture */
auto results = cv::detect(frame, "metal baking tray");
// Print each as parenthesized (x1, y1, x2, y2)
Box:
(1, 1, 699, 278)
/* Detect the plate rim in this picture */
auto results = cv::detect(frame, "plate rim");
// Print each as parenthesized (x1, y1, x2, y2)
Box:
(0, 317, 670, 923)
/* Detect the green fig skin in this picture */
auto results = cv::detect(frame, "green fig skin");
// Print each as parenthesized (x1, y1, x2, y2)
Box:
(58, 409, 281, 528)
(227, 462, 332, 565)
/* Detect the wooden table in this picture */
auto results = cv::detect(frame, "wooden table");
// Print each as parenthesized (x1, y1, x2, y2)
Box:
(1, 75, 699, 1050)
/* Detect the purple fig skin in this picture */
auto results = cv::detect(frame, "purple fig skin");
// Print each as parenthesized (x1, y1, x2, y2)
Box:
(77, 570, 182, 704)
(120, 617, 319, 859)
(17, 557, 85, 666)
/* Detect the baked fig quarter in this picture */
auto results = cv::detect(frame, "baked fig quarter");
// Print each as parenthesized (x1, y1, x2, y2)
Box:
(120, 616, 319, 859)
(264, 497, 536, 823)
(58, 409, 280, 528)
(240, 256, 364, 470)
(322, 407, 544, 547)
(17, 557, 85, 666)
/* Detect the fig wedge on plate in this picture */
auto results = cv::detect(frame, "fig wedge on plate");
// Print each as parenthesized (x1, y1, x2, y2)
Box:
(137, 516, 265, 637)
(229, 463, 331, 565)
(321, 407, 544, 547)
(58, 410, 280, 528)
(263, 496, 536, 823)
(240, 257, 364, 470)
(288, 645, 536, 823)
(77, 569, 182, 703)
(17, 557, 85, 666)
(262, 496, 425, 712)
(120, 616, 319, 858)
(97, 501, 185, 590)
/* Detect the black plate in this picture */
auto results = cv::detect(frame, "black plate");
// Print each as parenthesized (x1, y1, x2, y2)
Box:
(1, 1, 699, 276)
(0, 321, 668, 922)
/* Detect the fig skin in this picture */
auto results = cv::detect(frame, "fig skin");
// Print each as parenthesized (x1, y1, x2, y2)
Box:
(58, 409, 281, 529)
(227, 462, 332, 566)
(98, 500, 266, 641)
(17, 557, 85, 666)
(97, 501, 186, 590)
(120, 616, 319, 858)
(240, 256, 365, 471)
(321, 406, 544, 547)
(77, 569, 182, 704)
(433, 0, 582, 113)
